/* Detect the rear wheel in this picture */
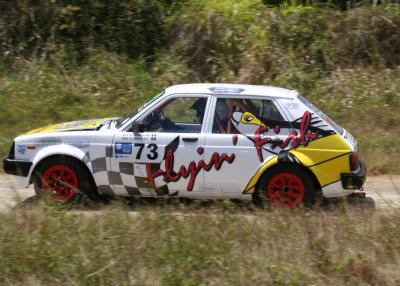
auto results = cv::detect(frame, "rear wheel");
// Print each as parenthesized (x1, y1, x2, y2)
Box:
(255, 164, 315, 208)
(34, 157, 98, 201)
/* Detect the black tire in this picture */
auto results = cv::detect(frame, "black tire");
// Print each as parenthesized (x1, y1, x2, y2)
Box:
(254, 164, 315, 208)
(33, 157, 99, 201)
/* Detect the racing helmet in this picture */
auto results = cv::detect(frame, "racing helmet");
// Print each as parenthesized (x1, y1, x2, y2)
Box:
(215, 99, 228, 122)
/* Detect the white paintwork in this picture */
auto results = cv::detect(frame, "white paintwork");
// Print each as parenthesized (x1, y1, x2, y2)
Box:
(322, 180, 354, 198)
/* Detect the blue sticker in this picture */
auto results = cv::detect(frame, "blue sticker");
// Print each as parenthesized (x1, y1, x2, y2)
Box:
(115, 143, 132, 154)
(209, 87, 245, 94)
(68, 141, 90, 149)
(17, 145, 27, 155)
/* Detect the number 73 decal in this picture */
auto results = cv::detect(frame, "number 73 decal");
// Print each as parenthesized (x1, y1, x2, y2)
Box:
(115, 143, 159, 160)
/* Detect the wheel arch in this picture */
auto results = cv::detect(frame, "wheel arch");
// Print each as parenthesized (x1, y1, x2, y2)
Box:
(254, 162, 321, 195)
(28, 144, 87, 181)
(29, 154, 97, 191)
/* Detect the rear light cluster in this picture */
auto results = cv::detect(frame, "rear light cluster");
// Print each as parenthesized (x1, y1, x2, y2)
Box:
(350, 153, 360, 171)
(8, 142, 15, 159)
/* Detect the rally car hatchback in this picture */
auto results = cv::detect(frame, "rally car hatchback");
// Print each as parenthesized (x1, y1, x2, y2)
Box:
(3, 83, 367, 208)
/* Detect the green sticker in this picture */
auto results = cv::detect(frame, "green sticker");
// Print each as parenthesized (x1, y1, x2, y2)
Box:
(152, 91, 165, 100)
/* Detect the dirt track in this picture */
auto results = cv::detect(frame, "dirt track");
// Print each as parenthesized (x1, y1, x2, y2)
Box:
(0, 174, 399, 212)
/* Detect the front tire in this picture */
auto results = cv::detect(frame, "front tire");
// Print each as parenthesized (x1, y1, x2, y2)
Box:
(255, 164, 315, 208)
(33, 157, 98, 201)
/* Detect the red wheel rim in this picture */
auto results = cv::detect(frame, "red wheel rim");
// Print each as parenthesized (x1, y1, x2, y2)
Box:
(268, 173, 305, 208)
(41, 165, 78, 200)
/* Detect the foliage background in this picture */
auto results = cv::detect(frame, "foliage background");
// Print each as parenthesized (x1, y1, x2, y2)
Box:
(0, 0, 399, 173)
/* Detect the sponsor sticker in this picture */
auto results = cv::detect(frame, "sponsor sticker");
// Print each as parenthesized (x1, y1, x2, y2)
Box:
(115, 143, 132, 154)
(17, 145, 27, 155)
(68, 141, 90, 149)
(285, 102, 299, 109)
(209, 87, 245, 94)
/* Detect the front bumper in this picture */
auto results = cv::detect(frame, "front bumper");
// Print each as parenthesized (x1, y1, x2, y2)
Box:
(341, 160, 367, 189)
(3, 158, 32, 177)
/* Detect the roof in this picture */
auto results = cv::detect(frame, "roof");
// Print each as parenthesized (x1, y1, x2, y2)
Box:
(164, 83, 298, 98)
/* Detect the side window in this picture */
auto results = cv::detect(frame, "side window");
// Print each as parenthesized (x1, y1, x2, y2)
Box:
(212, 98, 286, 134)
(253, 99, 284, 121)
(143, 97, 208, 133)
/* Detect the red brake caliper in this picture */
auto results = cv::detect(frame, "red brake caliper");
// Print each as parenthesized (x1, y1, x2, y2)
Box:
(268, 173, 305, 208)
(41, 165, 78, 200)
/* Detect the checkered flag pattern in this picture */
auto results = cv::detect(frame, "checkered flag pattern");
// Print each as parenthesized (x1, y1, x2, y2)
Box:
(84, 146, 169, 197)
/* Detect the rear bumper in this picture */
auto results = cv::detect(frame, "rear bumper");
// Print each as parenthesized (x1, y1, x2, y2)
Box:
(3, 158, 32, 177)
(341, 160, 367, 189)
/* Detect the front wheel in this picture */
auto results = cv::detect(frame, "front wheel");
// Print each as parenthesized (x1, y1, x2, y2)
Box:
(33, 157, 98, 201)
(255, 164, 315, 208)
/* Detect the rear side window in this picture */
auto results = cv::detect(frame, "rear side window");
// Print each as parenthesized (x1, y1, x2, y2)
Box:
(212, 97, 288, 134)
(298, 95, 343, 135)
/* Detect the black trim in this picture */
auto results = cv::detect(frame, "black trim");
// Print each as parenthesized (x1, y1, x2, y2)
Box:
(8, 142, 15, 160)
(307, 152, 352, 168)
(3, 158, 32, 177)
(278, 151, 301, 164)
(341, 160, 367, 189)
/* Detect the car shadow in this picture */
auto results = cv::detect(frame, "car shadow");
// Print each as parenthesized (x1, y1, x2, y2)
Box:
(14, 194, 258, 213)
(13, 194, 376, 214)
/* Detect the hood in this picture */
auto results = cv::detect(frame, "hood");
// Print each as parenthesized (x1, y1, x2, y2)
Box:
(19, 118, 115, 137)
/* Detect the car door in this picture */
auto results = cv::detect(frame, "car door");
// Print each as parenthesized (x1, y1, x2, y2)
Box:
(110, 94, 210, 197)
(203, 96, 292, 195)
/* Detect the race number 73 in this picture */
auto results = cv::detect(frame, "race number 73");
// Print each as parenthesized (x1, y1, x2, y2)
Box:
(134, 143, 158, 160)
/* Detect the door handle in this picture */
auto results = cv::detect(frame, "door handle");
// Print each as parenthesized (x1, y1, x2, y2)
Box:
(182, 137, 198, 142)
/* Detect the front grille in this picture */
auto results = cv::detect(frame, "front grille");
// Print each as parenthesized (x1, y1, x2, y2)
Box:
(8, 142, 15, 159)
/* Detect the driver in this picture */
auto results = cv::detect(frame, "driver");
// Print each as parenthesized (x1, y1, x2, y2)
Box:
(191, 98, 229, 132)
(190, 98, 207, 123)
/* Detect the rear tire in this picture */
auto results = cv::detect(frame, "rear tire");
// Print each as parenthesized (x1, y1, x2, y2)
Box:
(255, 164, 315, 208)
(33, 157, 98, 201)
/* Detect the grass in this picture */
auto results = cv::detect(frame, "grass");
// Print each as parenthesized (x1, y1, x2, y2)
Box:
(0, 200, 399, 285)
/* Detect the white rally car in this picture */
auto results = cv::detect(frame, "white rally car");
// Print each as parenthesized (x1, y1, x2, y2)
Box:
(3, 84, 367, 207)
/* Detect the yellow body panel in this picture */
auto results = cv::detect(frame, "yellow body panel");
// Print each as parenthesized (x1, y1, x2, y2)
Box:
(290, 135, 351, 167)
(309, 155, 351, 187)
(19, 118, 114, 137)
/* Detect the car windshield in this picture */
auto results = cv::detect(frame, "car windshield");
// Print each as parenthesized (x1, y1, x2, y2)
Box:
(298, 95, 343, 135)
(116, 91, 165, 128)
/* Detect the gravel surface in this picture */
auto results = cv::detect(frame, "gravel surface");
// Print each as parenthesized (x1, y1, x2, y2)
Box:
(0, 174, 399, 213)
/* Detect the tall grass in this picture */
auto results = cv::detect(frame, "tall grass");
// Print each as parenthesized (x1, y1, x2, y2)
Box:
(167, 5, 400, 81)
(0, 201, 399, 285)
